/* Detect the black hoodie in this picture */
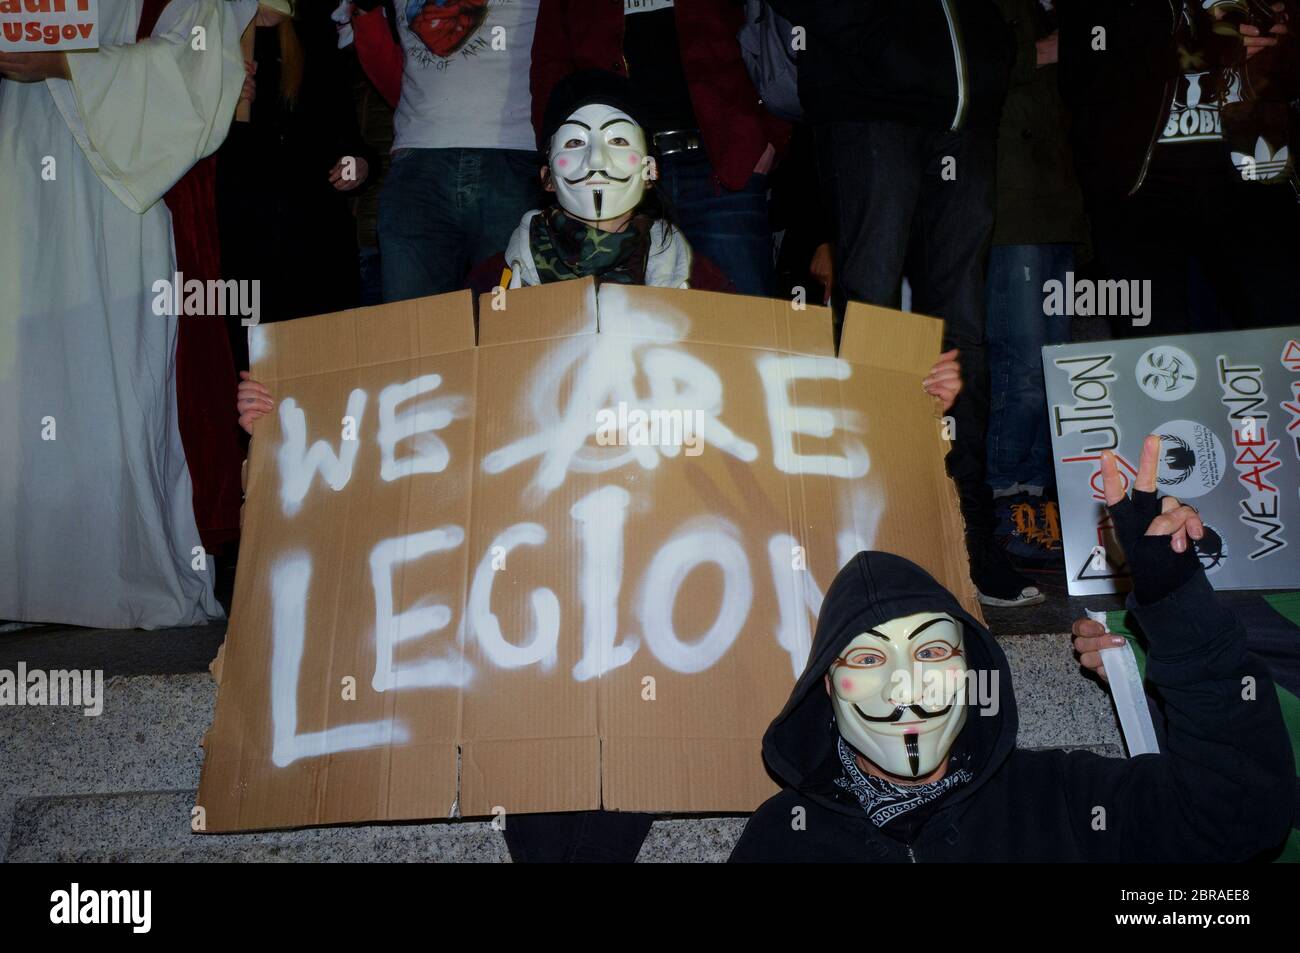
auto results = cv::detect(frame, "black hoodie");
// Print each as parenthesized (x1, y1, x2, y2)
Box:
(769, 0, 1015, 131)
(730, 552, 1294, 862)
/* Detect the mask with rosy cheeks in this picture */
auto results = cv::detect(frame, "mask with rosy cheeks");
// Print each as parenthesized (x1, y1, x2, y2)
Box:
(829, 611, 968, 779)
(548, 103, 650, 223)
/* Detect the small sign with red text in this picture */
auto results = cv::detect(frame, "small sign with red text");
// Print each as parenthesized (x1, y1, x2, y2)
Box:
(0, 0, 98, 53)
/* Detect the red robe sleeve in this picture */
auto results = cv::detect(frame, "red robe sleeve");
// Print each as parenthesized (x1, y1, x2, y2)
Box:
(530, 0, 580, 148)
(354, 6, 403, 109)
(138, 0, 244, 552)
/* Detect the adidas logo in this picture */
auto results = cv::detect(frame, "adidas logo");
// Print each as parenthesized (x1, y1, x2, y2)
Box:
(1232, 137, 1290, 182)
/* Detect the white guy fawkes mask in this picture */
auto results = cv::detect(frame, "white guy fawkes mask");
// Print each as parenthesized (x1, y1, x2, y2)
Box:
(829, 611, 968, 779)
(548, 103, 650, 223)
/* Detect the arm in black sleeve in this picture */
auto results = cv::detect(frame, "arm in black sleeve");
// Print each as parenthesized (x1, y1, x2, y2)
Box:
(300, 14, 381, 188)
(1057, 0, 1178, 110)
(729, 791, 808, 862)
(766, 0, 888, 52)
(997, 0, 1039, 89)
(1059, 570, 1294, 861)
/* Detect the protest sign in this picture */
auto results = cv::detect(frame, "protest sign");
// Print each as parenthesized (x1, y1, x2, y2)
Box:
(196, 280, 977, 831)
(1045, 328, 1300, 595)
(0, 0, 97, 52)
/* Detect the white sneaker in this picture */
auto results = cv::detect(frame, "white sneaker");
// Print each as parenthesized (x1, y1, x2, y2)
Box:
(977, 586, 1046, 608)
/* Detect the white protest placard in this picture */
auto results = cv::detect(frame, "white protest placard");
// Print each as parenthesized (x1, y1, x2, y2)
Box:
(0, 0, 98, 53)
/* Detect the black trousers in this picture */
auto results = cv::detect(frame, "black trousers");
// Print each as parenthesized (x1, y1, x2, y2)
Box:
(816, 119, 998, 535)
(503, 810, 656, 863)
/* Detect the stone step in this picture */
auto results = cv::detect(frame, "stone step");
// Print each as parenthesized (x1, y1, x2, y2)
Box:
(7, 791, 511, 863)
(1, 631, 1125, 861)
(6, 791, 758, 862)
(0, 673, 212, 860)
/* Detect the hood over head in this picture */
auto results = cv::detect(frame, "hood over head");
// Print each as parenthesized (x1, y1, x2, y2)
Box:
(762, 552, 1017, 818)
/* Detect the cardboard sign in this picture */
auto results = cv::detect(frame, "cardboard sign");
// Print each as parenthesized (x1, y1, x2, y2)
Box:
(1045, 327, 1300, 595)
(0, 0, 98, 51)
(197, 281, 978, 832)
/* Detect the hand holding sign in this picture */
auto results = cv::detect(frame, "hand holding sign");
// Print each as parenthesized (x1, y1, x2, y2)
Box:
(1100, 434, 1207, 605)
(922, 349, 962, 413)
(237, 371, 274, 435)
(1071, 617, 1127, 683)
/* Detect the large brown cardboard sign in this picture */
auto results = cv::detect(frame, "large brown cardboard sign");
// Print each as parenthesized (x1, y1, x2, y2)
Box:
(197, 280, 977, 832)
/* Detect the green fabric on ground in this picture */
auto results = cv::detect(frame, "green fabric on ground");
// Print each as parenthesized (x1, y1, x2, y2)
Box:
(1265, 592, 1300, 629)
(1106, 606, 1300, 863)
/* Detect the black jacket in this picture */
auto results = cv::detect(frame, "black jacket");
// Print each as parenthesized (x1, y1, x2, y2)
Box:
(730, 551, 1294, 862)
(769, 0, 1015, 131)
(217, 13, 379, 325)
(1058, 0, 1183, 202)
(1061, 0, 1300, 202)
(991, 0, 1089, 247)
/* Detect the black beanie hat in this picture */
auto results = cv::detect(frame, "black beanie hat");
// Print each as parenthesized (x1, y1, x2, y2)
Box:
(538, 69, 650, 154)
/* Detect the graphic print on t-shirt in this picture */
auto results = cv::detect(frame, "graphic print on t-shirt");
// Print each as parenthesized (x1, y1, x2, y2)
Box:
(1160, 68, 1243, 144)
(392, 0, 539, 151)
(625, 0, 674, 13)
(405, 0, 491, 58)
(1159, 3, 1243, 146)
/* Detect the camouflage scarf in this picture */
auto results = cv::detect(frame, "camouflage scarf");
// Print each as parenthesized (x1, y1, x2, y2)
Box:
(529, 207, 653, 285)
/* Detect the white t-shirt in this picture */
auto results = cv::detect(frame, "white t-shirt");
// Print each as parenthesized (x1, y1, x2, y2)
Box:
(392, 0, 539, 152)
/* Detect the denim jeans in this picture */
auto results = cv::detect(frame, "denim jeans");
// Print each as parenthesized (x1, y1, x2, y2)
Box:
(984, 244, 1073, 493)
(657, 149, 773, 297)
(357, 246, 382, 308)
(815, 119, 997, 533)
(378, 147, 544, 303)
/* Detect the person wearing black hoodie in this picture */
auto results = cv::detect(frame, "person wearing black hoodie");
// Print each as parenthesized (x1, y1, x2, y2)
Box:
(731, 434, 1294, 862)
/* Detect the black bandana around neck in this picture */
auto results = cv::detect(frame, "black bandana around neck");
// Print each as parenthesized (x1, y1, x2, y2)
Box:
(529, 206, 653, 285)
(833, 735, 974, 829)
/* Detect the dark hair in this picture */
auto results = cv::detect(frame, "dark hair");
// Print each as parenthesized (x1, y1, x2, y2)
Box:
(539, 69, 650, 151)
(635, 166, 682, 251)
(540, 70, 683, 244)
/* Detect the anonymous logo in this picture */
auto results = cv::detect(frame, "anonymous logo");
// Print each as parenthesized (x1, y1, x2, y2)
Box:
(1193, 523, 1227, 574)
(1136, 345, 1197, 401)
(1154, 420, 1225, 499)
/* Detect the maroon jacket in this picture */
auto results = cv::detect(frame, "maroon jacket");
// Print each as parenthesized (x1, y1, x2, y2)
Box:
(530, 0, 790, 192)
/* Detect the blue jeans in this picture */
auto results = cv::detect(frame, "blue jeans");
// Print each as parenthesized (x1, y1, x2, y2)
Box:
(378, 147, 544, 303)
(357, 246, 382, 307)
(657, 150, 772, 297)
(984, 243, 1074, 492)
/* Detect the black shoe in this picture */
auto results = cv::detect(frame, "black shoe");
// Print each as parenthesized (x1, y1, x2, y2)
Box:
(992, 492, 1064, 568)
(968, 533, 1046, 608)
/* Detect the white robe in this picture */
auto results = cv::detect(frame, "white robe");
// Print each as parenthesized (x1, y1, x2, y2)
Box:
(0, 0, 257, 628)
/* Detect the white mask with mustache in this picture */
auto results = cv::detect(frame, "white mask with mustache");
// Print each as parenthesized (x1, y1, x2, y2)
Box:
(829, 611, 968, 779)
(548, 103, 650, 222)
